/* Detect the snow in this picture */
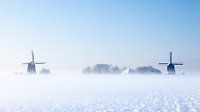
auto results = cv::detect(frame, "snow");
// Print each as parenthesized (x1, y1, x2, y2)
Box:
(0, 74, 199, 112)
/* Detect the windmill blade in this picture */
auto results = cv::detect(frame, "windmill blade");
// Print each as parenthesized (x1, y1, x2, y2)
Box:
(173, 63, 183, 65)
(22, 62, 29, 64)
(159, 62, 168, 65)
(170, 52, 172, 64)
(32, 51, 35, 63)
(35, 62, 46, 64)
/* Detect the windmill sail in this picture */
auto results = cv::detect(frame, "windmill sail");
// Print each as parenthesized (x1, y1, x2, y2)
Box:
(170, 52, 172, 64)
(159, 63, 168, 65)
(173, 63, 183, 65)
(35, 62, 46, 64)
(32, 51, 35, 63)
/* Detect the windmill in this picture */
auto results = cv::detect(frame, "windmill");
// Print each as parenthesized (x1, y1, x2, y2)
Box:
(159, 52, 183, 74)
(23, 51, 46, 74)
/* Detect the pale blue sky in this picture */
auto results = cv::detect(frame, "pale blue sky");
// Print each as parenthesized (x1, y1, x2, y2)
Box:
(0, 0, 199, 73)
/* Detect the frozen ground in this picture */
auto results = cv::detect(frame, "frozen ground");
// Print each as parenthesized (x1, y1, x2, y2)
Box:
(0, 74, 200, 112)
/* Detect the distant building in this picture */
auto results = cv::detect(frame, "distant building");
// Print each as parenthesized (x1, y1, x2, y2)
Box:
(83, 64, 122, 74)
(83, 64, 162, 74)
(39, 68, 51, 74)
(135, 66, 162, 74)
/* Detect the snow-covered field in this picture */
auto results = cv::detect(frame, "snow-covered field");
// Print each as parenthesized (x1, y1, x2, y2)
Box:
(0, 74, 200, 112)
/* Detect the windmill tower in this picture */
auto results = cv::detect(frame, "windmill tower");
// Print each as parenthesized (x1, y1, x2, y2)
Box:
(159, 52, 183, 74)
(23, 51, 46, 74)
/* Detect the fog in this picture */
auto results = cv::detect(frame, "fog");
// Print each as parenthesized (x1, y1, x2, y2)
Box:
(0, 73, 200, 111)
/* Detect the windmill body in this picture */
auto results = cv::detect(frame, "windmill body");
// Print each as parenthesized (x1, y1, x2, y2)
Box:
(167, 63, 175, 74)
(27, 62, 36, 73)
